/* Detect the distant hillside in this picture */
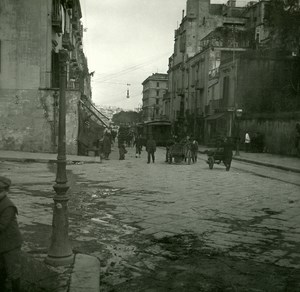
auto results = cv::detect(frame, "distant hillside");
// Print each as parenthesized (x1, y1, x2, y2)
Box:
(95, 105, 123, 120)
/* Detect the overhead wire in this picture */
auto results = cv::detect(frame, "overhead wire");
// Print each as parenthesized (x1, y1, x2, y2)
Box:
(91, 51, 170, 83)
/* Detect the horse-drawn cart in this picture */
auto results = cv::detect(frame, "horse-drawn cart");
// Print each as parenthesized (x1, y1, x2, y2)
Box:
(206, 147, 231, 171)
(167, 142, 192, 164)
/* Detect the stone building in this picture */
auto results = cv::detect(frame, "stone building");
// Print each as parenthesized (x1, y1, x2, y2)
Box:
(164, 0, 300, 155)
(142, 73, 168, 121)
(164, 0, 247, 141)
(0, 0, 96, 154)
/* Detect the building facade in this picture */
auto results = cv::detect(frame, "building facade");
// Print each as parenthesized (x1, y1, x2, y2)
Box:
(164, 0, 248, 141)
(163, 0, 300, 155)
(0, 0, 93, 154)
(142, 73, 168, 121)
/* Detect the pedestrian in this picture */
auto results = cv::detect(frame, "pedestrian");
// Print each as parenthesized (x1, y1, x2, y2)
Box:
(244, 132, 251, 152)
(134, 135, 143, 158)
(102, 132, 111, 160)
(191, 139, 199, 163)
(0, 176, 23, 292)
(222, 137, 234, 171)
(165, 136, 175, 163)
(146, 135, 156, 164)
(98, 138, 104, 163)
(118, 143, 127, 160)
(117, 126, 126, 147)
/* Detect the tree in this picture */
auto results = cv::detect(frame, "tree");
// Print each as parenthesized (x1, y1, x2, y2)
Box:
(112, 111, 142, 125)
(265, 0, 300, 55)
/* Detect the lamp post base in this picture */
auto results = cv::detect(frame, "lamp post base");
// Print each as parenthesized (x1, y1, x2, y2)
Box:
(45, 254, 74, 267)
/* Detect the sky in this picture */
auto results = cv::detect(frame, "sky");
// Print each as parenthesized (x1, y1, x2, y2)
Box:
(80, 0, 240, 110)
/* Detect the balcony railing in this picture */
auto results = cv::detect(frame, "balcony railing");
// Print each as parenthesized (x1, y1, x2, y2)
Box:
(209, 67, 220, 80)
(52, 13, 62, 33)
(62, 33, 73, 51)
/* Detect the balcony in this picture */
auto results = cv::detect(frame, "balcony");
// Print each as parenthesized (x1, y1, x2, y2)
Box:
(72, 19, 79, 31)
(52, 13, 62, 33)
(195, 79, 204, 90)
(209, 67, 220, 80)
(62, 33, 73, 51)
(176, 88, 184, 97)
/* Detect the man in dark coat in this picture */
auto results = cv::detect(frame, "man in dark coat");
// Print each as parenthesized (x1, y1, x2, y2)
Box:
(102, 132, 112, 160)
(134, 135, 143, 158)
(146, 135, 156, 164)
(0, 176, 23, 292)
(222, 137, 234, 171)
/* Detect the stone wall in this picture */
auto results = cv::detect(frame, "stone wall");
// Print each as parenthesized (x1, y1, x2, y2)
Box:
(0, 88, 52, 152)
(0, 88, 80, 155)
(240, 117, 300, 155)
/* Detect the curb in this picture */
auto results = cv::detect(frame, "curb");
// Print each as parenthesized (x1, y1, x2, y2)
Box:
(0, 157, 99, 164)
(69, 254, 100, 292)
(199, 150, 300, 174)
(232, 157, 300, 174)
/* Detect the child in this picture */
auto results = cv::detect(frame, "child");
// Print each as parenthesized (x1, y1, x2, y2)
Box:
(0, 176, 23, 292)
(119, 143, 127, 160)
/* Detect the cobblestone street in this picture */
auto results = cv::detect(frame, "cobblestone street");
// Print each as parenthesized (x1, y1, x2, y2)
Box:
(1, 146, 300, 291)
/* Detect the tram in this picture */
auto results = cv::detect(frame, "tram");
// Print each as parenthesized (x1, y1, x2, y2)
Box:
(136, 120, 172, 146)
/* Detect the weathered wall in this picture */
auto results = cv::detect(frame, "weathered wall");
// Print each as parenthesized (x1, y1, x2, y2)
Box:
(0, 0, 51, 90)
(0, 0, 53, 152)
(0, 89, 52, 152)
(0, 0, 80, 154)
(39, 90, 80, 155)
(240, 118, 300, 155)
(0, 89, 79, 154)
(65, 91, 80, 155)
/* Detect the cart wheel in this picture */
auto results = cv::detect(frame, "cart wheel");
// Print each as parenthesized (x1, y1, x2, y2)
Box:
(208, 157, 214, 169)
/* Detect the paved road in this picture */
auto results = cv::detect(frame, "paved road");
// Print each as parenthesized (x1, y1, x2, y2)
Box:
(1, 146, 299, 291)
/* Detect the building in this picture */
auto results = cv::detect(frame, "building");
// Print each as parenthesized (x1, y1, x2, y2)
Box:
(164, 0, 248, 141)
(142, 73, 168, 121)
(0, 0, 101, 154)
(164, 0, 300, 155)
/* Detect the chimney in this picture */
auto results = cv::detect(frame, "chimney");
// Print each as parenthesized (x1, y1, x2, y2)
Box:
(182, 9, 185, 19)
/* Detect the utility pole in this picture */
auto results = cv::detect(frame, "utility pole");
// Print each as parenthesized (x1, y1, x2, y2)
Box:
(53, 91, 59, 153)
(46, 49, 73, 266)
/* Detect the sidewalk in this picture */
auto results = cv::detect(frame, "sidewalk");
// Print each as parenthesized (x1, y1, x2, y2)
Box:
(1, 148, 300, 173)
(19, 253, 100, 292)
(0, 150, 100, 292)
(198, 146, 300, 173)
(0, 150, 100, 164)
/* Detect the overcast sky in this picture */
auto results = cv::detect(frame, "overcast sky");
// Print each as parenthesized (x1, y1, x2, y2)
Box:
(81, 0, 241, 110)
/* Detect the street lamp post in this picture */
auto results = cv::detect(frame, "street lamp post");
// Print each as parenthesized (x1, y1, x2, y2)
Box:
(53, 91, 59, 153)
(45, 49, 73, 266)
(234, 108, 243, 156)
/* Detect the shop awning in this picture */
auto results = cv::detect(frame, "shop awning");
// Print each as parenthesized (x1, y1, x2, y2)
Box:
(79, 99, 109, 128)
(144, 120, 171, 126)
(205, 112, 226, 121)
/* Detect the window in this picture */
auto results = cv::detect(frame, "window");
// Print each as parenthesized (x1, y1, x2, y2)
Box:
(156, 82, 159, 87)
(156, 90, 159, 97)
(156, 98, 159, 105)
